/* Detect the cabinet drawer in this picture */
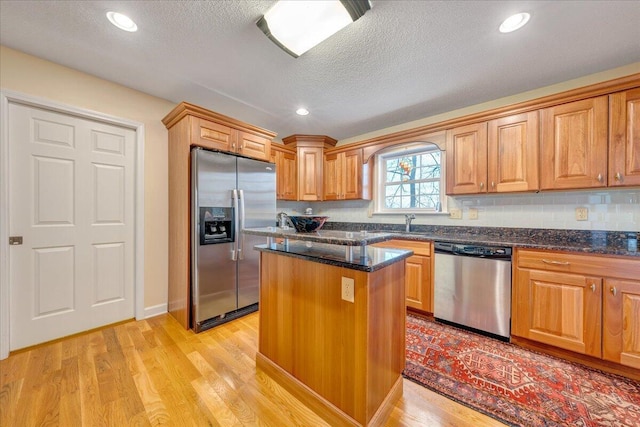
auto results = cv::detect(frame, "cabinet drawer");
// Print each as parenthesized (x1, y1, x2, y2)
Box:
(517, 249, 639, 281)
(374, 239, 431, 257)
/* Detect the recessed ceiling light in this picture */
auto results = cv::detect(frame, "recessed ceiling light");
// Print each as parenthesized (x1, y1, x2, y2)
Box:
(296, 108, 310, 116)
(499, 12, 530, 33)
(106, 11, 138, 32)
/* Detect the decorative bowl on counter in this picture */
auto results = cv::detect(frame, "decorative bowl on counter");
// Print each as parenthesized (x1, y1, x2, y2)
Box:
(287, 215, 329, 233)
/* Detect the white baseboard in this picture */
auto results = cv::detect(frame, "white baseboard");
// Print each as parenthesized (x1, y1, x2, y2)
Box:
(144, 303, 168, 319)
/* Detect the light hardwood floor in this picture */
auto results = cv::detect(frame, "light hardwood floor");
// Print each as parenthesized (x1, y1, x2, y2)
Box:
(0, 312, 505, 426)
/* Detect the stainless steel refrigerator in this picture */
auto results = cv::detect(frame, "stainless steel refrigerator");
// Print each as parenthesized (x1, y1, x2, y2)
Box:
(191, 148, 275, 332)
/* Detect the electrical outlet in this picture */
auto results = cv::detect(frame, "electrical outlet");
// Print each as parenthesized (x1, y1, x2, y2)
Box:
(449, 208, 462, 219)
(468, 208, 479, 220)
(575, 207, 589, 221)
(341, 277, 354, 303)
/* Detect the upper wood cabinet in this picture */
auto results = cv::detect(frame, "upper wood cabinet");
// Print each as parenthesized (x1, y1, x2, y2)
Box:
(609, 88, 640, 187)
(324, 148, 371, 200)
(162, 102, 276, 329)
(283, 135, 337, 201)
(487, 111, 539, 193)
(445, 122, 488, 194)
(540, 96, 608, 190)
(271, 144, 297, 200)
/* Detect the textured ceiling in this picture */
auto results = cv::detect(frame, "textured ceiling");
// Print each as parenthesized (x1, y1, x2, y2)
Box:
(1, 1, 639, 141)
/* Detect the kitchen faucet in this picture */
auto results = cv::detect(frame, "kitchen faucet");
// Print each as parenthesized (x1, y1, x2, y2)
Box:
(405, 214, 416, 232)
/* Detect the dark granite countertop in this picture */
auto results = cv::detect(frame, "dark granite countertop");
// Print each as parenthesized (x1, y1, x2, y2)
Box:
(254, 241, 413, 272)
(243, 227, 394, 246)
(321, 222, 640, 258)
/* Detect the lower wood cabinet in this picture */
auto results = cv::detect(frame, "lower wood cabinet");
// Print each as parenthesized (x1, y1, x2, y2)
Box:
(373, 239, 433, 313)
(513, 249, 640, 369)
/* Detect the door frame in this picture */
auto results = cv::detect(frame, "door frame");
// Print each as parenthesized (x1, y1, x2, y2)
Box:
(0, 90, 146, 359)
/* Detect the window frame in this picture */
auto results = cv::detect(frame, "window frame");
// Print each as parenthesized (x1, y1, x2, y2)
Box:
(374, 143, 447, 214)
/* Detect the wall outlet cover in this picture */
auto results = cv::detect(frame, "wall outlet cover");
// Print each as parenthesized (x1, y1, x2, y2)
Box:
(468, 208, 479, 220)
(341, 277, 355, 303)
(449, 208, 462, 219)
(575, 207, 588, 221)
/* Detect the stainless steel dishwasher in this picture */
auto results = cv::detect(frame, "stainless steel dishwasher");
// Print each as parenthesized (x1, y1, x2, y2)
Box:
(433, 242, 512, 341)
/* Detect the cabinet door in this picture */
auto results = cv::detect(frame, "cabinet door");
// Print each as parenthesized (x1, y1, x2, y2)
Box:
(280, 150, 297, 200)
(237, 131, 271, 161)
(297, 146, 323, 201)
(323, 152, 340, 200)
(342, 149, 362, 200)
(191, 117, 234, 151)
(514, 268, 602, 357)
(609, 88, 640, 187)
(540, 96, 608, 189)
(405, 255, 432, 313)
(488, 111, 539, 192)
(445, 122, 488, 194)
(603, 279, 640, 369)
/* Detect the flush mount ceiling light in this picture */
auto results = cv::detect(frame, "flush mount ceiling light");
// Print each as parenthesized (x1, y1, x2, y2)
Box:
(257, 0, 371, 58)
(106, 11, 138, 32)
(499, 12, 530, 33)
(296, 108, 310, 116)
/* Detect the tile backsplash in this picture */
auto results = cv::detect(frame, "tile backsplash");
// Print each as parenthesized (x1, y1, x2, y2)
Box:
(277, 189, 640, 232)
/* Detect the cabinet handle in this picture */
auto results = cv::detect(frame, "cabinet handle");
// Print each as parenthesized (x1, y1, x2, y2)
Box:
(491, 181, 495, 189)
(231, 143, 236, 149)
(597, 173, 603, 183)
(542, 259, 570, 266)
(480, 182, 484, 189)
(610, 286, 617, 296)
(590, 283, 596, 292)
(615, 172, 622, 181)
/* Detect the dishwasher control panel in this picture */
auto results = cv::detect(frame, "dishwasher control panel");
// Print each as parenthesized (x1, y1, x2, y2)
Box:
(434, 242, 512, 258)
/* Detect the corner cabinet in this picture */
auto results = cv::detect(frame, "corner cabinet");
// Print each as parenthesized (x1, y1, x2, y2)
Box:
(513, 249, 640, 369)
(324, 148, 372, 200)
(540, 96, 609, 190)
(282, 134, 337, 201)
(270, 143, 297, 200)
(372, 239, 433, 313)
(162, 102, 276, 329)
(609, 88, 640, 187)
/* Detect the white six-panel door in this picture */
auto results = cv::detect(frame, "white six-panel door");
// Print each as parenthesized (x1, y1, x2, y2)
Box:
(8, 102, 135, 350)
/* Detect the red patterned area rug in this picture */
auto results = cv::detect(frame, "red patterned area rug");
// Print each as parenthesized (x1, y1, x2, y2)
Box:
(404, 314, 640, 427)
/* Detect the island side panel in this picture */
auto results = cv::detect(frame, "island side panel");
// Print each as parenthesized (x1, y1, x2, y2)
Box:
(258, 251, 405, 426)
(364, 260, 406, 424)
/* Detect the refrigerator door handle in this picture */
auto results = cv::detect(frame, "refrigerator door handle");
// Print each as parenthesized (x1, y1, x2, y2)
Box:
(238, 189, 245, 260)
(232, 189, 239, 261)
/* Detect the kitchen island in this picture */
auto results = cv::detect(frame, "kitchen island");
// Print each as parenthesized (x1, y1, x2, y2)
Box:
(244, 227, 412, 427)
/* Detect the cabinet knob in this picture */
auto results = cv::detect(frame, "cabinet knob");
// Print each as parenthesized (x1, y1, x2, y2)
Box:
(597, 173, 603, 183)
(479, 182, 484, 189)
(491, 181, 495, 189)
(615, 172, 622, 182)
(590, 283, 596, 292)
(610, 286, 617, 296)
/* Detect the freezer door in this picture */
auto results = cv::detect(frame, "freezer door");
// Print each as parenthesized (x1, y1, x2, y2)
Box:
(192, 149, 238, 326)
(237, 156, 276, 308)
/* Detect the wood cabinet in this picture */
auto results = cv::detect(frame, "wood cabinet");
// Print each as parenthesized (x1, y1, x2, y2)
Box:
(609, 88, 640, 187)
(192, 116, 271, 161)
(446, 113, 539, 195)
(271, 144, 297, 200)
(540, 96, 608, 190)
(162, 102, 276, 329)
(445, 122, 488, 194)
(487, 111, 539, 192)
(372, 239, 433, 312)
(282, 134, 337, 201)
(513, 249, 640, 368)
(324, 148, 372, 200)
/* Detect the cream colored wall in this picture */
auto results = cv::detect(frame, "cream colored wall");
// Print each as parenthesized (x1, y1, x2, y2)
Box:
(0, 45, 174, 311)
(339, 62, 640, 145)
